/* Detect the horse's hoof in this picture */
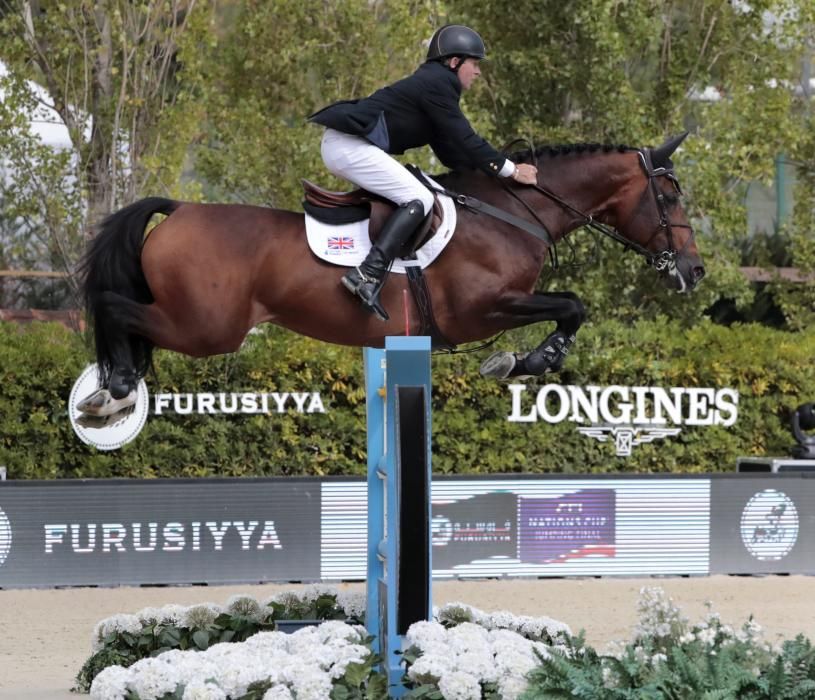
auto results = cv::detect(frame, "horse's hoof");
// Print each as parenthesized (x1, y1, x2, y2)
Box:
(75, 405, 135, 429)
(480, 352, 518, 379)
(76, 388, 137, 417)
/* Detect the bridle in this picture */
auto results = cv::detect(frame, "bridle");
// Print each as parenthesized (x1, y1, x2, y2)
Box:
(504, 147, 695, 272)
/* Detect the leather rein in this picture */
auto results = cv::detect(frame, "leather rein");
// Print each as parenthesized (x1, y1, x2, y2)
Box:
(436, 148, 695, 272)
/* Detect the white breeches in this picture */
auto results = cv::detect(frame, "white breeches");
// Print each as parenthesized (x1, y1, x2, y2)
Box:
(320, 128, 435, 216)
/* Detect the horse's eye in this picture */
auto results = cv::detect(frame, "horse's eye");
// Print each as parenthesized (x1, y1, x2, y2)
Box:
(664, 193, 680, 206)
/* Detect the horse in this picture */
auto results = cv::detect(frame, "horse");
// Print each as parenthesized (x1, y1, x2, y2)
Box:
(77, 133, 705, 417)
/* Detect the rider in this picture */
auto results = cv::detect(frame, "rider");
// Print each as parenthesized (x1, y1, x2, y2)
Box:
(309, 24, 538, 320)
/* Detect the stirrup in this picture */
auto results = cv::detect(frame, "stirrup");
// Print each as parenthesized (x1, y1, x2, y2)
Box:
(341, 266, 375, 293)
(342, 268, 390, 321)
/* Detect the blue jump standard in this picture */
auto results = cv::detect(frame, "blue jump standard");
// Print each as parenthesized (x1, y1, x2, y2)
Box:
(363, 336, 433, 697)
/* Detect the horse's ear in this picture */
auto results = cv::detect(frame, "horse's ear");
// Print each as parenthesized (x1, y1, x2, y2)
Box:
(651, 132, 689, 167)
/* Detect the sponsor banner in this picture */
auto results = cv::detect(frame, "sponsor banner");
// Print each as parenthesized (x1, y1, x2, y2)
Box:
(68, 364, 326, 450)
(710, 477, 815, 574)
(0, 479, 321, 587)
(507, 384, 739, 457)
(321, 478, 710, 579)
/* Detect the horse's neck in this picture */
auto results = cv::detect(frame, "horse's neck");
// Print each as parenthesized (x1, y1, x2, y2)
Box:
(540, 153, 637, 239)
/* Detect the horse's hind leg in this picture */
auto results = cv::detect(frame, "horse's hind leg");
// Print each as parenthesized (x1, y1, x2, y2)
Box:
(78, 292, 153, 416)
(480, 291, 586, 379)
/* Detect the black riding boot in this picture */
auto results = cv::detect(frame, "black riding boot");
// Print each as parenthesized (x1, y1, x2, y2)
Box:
(341, 199, 425, 321)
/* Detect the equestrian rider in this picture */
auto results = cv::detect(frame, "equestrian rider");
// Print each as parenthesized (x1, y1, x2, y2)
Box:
(309, 24, 538, 321)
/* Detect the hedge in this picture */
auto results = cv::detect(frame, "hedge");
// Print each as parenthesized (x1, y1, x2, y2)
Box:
(1, 317, 813, 479)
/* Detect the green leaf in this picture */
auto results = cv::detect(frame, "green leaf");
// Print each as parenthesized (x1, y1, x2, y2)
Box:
(192, 630, 210, 650)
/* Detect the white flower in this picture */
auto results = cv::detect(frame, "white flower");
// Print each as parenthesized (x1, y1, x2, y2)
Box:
(738, 618, 764, 641)
(127, 657, 180, 700)
(93, 613, 143, 649)
(290, 667, 333, 700)
(408, 654, 454, 685)
(634, 587, 687, 642)
(263, 686, 294, 700)
(456, 651, 498, 683)
(448, 622, 490, 655)
(519, 615, 571, 640)
(226, 595, 263, 621)
(299, 583, 339, 603)
(89, 665, 131, 700)
(181, 679, 227, 700)
(436, 602, 475, 625)
(437, 669, 482, 700)
(158, 604, 187, 625)
(406, 620, 448, 650)
(314, 620, 360, 643)
(136, 607, 166, 625)
(497, 674, 529, 699)
(697, 627, 717, 646)
(494, 649, 536, 678)
(601, 665, 618, 689)
(181, 603, 223, 629)
(336, 590, 366, 619)
(485, 610, 515, 629)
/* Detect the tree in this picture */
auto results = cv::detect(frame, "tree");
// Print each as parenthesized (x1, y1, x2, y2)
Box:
(0, 0, 215, 292)
(192, 0, 442, 208)
(443, 0, 815, 328)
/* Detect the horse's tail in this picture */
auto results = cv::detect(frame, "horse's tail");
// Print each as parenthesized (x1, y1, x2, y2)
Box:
(80, 197, 178, 387)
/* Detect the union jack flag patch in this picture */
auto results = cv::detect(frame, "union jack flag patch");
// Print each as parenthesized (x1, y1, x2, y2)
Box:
(327, 236, 355, 251)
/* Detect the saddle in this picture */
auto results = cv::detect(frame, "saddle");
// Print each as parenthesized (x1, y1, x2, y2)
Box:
(301, 170, 454, 351)
(301, 176, 444, 256)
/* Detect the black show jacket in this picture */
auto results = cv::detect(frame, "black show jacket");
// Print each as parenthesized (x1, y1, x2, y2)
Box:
(308, 61, 509, 176)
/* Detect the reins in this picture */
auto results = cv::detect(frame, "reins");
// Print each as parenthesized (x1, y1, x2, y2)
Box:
(430, 146, 696, 273)
(426, 143, 696, 356)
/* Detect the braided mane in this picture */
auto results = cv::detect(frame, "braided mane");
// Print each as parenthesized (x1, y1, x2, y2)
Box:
(512, 142, 637, 163)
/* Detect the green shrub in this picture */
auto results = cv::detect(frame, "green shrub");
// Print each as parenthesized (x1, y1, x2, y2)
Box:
(1, 318, 813, 478)
(523, 588, 815, 700)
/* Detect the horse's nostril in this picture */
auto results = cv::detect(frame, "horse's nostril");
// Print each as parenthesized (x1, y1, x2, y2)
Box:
(693, 266, 706, 281)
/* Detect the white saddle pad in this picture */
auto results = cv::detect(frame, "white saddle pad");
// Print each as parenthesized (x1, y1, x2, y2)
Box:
(304, 174, 457, 273)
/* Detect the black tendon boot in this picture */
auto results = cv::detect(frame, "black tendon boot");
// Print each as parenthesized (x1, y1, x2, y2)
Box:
(109, 366, 138, 400)
(341, 199, 426, 320)
(515, 330, 576, 376)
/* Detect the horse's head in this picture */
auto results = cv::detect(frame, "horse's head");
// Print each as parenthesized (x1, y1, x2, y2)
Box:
(612, 133, 705, 293)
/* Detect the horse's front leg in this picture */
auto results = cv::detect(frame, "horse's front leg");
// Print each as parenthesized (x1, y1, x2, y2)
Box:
(479, 291, 586, 379)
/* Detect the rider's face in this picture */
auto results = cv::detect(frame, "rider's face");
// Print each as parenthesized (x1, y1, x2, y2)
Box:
(453, 57, 481, 90)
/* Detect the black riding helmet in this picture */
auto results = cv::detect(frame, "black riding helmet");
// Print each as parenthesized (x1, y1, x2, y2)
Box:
(426, 24, 486, 62)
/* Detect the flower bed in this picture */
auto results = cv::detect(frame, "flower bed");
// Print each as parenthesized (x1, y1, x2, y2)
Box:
(80, 586, 815, 699)
(79, 586, 570, 699)
(76, 585, 366, 692)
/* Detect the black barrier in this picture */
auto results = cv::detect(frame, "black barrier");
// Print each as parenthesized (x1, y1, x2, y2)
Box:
(396, 385, 431, 635)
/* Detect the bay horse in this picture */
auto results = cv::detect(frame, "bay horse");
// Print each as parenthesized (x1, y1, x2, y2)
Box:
(78, 133, 704, 417)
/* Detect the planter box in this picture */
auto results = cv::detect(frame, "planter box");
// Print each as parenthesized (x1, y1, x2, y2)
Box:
(275, 619, 323, 634)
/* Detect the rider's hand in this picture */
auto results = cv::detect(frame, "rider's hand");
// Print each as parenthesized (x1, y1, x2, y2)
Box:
(511, 163, 538, 185)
